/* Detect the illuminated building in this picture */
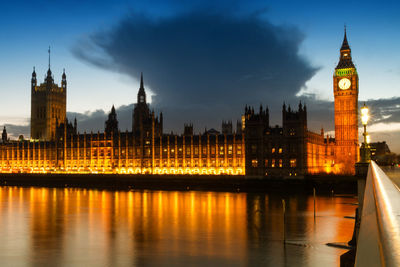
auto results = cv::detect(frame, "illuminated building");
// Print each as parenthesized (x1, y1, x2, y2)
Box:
(0, 73, 245, 175)
(333, 28, 359, 174)
(0, 31, 358, 176)
(31, 48, 67, 141)
(243, 102, 336, 177)
(246, 30, 358, 176)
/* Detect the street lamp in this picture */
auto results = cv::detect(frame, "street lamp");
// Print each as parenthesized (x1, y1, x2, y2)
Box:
(360, 103, 371, 163)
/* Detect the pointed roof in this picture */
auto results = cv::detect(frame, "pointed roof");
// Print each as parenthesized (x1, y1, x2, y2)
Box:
(138, 72, 146, 94)
(48, 46, 51, 70)
(140, 72, 144, 89)
(335, 28, 355, 69)
(340, 27, 350, 51)
(137, 72, 147, 103)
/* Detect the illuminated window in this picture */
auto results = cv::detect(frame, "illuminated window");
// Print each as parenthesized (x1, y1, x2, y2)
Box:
(203, 147, 207, 154)
(186, 148, 190, 155)
(290, 159, 297, 168)
(272, 148, 276, 153)
(228, 145, 233, 155)
(251, 159, 258, 167)
(194, 147, 198, 154)
(163, 148, 167, 152)
(171, 149, 175, 153)
(278, 148, 282, 154)
(265, 159, 269, 167)
(271, 159, 275, 168)
(279, 159, 283, 168)
(211, 147, 215, 154)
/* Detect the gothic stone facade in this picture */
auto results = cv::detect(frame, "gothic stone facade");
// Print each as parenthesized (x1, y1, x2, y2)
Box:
(0, 31, 358, 176)
(30, 66, 67, 141)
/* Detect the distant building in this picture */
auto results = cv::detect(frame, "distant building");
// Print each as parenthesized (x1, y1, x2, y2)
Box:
(370, 141, 391, 160)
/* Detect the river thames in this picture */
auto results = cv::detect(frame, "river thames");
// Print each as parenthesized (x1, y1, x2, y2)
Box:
(0, 187, 356, 266)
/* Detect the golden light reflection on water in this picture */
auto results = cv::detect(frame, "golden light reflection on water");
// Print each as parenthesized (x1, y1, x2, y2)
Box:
(0, 186, 356, 266)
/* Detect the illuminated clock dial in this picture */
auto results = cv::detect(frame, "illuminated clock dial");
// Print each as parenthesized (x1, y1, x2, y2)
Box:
(338, 78, 351, 90)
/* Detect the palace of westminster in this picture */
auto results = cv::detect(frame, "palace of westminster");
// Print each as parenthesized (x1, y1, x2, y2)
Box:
(0, 31, 360, 177)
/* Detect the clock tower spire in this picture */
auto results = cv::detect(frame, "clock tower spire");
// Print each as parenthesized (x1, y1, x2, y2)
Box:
(333, 29, 359, 174)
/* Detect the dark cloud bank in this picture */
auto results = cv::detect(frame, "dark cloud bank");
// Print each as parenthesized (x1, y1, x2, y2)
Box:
(72, 11, 319, 131)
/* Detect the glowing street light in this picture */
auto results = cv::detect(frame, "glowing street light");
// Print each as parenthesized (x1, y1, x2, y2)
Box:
(361, 104, 369, 126)
(360, 103, 371, 163)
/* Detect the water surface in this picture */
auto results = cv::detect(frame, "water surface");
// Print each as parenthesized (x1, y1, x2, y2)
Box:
(382, 165, 400, 187)
(0, 187, 356, 267)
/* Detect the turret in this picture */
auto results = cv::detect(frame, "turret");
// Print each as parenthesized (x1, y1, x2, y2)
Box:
(74, 117, 77, 133)
(282, 101, 307, 136)
(236, 120, 242, 135)
(2, 126, 7, 143)
(61, 68, 67, 91)
(45, 47, 54, 85)
(105, 105, 119, 135)
(184, 123, 193, 135)
(222, 120, 233, 135)
(137, 72, 146, 104)
(31, 67, 37, 91)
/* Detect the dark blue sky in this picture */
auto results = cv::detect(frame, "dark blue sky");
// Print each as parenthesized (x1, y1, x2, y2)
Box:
(1, 0, 400, 151)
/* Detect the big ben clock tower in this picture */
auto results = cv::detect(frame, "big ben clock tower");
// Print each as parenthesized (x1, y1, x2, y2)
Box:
(333, 29, 359, 174)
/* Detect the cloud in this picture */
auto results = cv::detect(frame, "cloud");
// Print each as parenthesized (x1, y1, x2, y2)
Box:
(1, 124, 30, 140)
(72, 11, 318, 131)
(364, 97, 400, 125)
(67, 105, 134, 133)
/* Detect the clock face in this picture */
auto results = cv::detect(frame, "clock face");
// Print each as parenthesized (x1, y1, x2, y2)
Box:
(338, 78, 351, 90)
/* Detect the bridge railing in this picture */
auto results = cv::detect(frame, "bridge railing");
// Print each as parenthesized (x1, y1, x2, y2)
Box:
(356, 161, 400, 267)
